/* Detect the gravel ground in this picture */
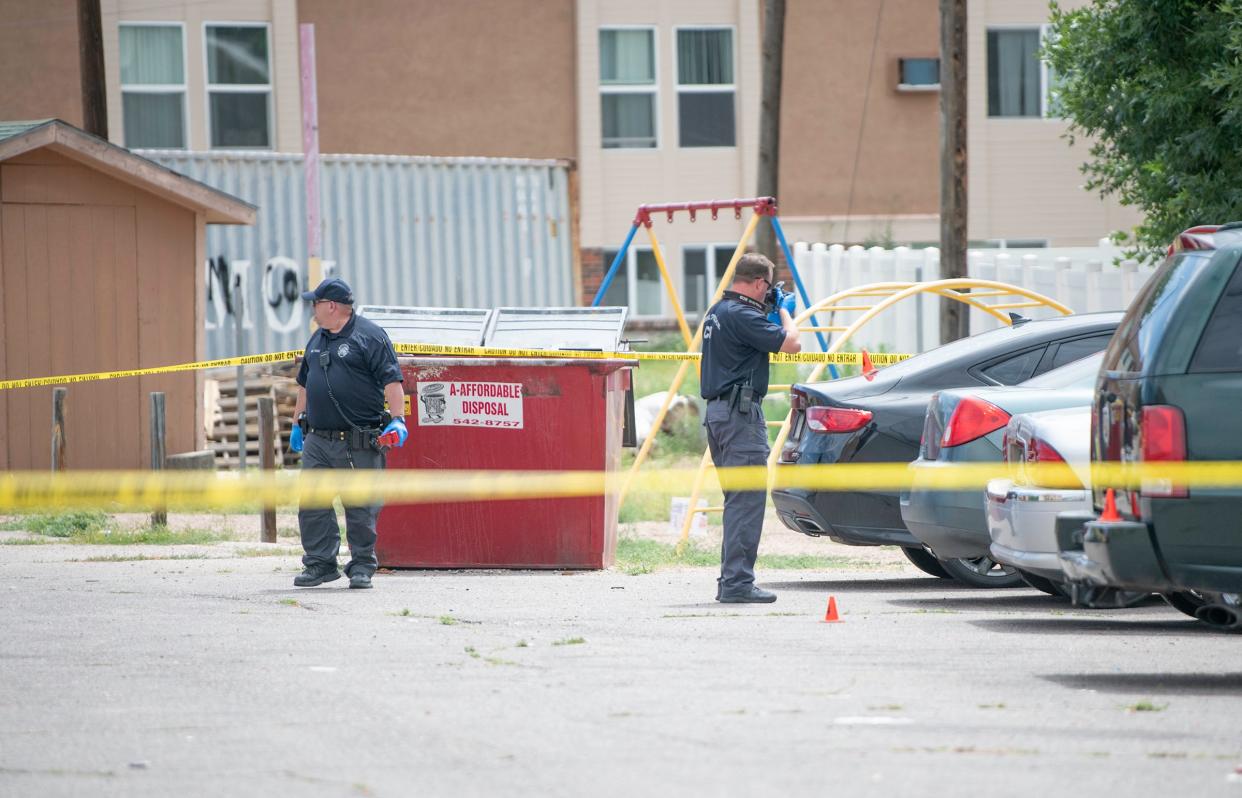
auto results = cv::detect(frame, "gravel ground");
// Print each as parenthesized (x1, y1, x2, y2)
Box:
(0, 526, 1239, 798)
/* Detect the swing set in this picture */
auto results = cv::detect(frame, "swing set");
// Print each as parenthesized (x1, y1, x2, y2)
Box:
(591, 196, 1074, 549)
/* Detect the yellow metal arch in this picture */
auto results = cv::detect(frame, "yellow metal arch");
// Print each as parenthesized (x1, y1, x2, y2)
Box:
(673, 279, 1073, 549)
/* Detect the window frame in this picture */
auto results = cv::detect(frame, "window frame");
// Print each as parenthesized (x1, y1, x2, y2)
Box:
(601, 246, 668, 319)
(118, 20, 189, 150)
(202, 20, 274, 150)
(682, 242, 740, 315)
(985, 24, 1059, 120)
(598, 25, 660, 151)
(673, 24, 737, 149)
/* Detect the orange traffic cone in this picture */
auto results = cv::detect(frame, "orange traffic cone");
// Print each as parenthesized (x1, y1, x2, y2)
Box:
(1100, 488, 1120, 522)
(823, 596, 842, 623)
(860, 349, 878, 381)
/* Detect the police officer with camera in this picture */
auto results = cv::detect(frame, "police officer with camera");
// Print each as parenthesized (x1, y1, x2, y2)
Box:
(289, 277, 408, 589)
(700, 253, 801, 603)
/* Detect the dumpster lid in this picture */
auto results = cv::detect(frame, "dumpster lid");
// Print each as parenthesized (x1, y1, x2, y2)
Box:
(357, 306, 493, 347)
(484, 307, 628, 351)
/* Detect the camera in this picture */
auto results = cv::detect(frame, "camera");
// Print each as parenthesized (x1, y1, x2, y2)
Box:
(763, 280, 786, 315)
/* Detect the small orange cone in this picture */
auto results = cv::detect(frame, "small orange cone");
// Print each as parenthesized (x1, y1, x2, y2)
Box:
(823, 596, 842, 623)
(1099, 488, 1120, 522)
(860, 349, 878, 381)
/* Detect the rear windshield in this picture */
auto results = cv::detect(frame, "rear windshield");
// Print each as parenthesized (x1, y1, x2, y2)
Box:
(1019, 351, 1104, 389)
(868, 319, 1070, 382)
(1107, 252, 1212, 372)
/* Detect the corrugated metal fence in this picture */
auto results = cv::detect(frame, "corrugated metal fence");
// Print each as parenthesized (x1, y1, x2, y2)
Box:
(791, 240, 1157, 354)
(142, 151, 575, 357)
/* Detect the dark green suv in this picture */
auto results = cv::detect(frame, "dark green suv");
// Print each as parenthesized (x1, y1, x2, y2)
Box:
(1058, 224, 1242, 630)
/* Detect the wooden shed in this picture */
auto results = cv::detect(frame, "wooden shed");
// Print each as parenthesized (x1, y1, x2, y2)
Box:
(0, 119, 255, 470)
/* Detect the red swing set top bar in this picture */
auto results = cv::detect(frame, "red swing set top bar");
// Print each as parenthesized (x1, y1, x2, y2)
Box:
(632, 196, 777, 227)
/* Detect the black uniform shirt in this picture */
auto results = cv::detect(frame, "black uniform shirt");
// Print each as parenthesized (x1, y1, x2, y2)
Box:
(297, 313, 402, 429)
(699, 291, 787, 400)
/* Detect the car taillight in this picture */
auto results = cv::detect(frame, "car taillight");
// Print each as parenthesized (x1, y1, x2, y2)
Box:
(790, 389, 806, 411)
(805, 407, 873, 433)
(1166, 225, 1220, 257)
(1028, 436, 1081, 488)
(1140, 404, 1187, 498)
(940, 397, 1010, 448)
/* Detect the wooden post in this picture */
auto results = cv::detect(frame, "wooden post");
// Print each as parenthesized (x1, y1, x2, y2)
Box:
(939, 0, 969, 343)
(51, 388, 67, 471)
(257, 396, 277, 543)
(77, 0, 107, 138)
(150, 392, 166, 527)
(755, 0, 786, 262)
(234, 279, 247, 469)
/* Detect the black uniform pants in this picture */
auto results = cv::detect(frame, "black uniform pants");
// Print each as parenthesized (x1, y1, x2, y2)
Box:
(298, 433, 385, 576)
(704, 398, 770, 595)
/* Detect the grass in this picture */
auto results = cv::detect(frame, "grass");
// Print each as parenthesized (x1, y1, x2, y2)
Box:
(552, 637, 586, 646)
(72, 526, 233, 546)
(1127, 699, 1168, 713)
(78, 553, 209, 563)
(1, 512, 235, 546)
(614, 537, 880, 575)
(0, 510, 110, 537)
(438, 616, 458, 626)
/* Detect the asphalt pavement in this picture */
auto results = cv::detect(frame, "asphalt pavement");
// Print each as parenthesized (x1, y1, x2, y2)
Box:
(1, 538, 1239, 798)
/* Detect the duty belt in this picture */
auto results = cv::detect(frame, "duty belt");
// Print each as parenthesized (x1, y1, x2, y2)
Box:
(309, 427, 383, 449)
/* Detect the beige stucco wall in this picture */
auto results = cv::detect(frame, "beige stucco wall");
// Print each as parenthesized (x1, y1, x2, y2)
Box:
(101, 0, 303, 152)
(779, 0, 941, 246)
(576, 0, 761, 318)
(968, 0, 1142, 245)
(298, 0, 577, 158)
(0, 0, 83, 127)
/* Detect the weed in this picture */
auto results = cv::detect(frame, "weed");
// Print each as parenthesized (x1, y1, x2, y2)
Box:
(279, 599, 300, 607)
(553, 637, 586, 646)
(233, 547, 303, 558)
(4, 511, 110, 538)
(0, 537, 53, 545)
(870, 704, 904, 711)
(79, 553, 208, 563)
(978, 703, 1007, 710)
(1128, 699, 1168, 713)
(484, 656, 518, 667)
(464, 646, 480, 659)
(439, 616, 458, 626)
(615, 537, 879, 574)
(516, 640, 529, 648)
(72, 526, 232, 546)
(398, 608, 412, 617)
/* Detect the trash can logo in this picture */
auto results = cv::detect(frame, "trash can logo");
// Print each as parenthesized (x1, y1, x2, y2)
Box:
(419, 383, 447, 423)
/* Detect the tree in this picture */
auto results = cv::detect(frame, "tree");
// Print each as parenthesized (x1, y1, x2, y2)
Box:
(1045, 0, 1242, 262)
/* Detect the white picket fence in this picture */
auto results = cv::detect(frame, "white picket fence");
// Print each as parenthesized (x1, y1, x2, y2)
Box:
(790, 239, 1157, 355)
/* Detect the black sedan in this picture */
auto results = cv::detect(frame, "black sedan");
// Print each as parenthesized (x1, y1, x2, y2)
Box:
(772, 312, 1122, 577)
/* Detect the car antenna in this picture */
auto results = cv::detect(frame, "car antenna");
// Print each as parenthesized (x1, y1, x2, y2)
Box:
(1008, 312, 1032, 327)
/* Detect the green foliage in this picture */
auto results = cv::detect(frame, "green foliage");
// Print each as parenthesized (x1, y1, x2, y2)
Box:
(1045, 0, 1242, 261)
(5, 510, 110, 538)
(614, 537, 879, 574)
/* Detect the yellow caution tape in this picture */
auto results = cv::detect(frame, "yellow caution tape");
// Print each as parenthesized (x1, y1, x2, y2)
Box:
(0, 346, 912, 391)
(1, 462, 1239, 512)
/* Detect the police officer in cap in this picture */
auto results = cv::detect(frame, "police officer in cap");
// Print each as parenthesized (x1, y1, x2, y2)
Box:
(289, 277, 408, 589)
(700, 253, 801, 603)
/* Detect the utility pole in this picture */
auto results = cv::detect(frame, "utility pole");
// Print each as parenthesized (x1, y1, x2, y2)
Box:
(939, 0, 968, 343)
(78, 0, 108, 138)
(755, 0, 786, 263)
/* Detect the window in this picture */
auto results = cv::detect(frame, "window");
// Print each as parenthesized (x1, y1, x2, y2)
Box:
(601, 248, 662, 316)
(600, 28, 656, 148)
(1189, 264, 1242, 373)
(1045, 335, 1113, 372)
(119, 24, 186, 149)
(683, 245, 739, 314)
(987, 27, 1058, 118)
(677, 28, 734, 147)
(206, 24, 272, 148)
(898, 57, 939, 91)
(979, 347, 1045, 384)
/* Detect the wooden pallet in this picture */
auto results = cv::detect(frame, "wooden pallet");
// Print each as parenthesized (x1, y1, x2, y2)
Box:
(205, 364, 300, 470)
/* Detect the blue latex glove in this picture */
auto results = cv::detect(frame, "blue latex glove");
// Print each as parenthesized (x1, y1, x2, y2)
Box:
(289, 423, 304, 453)
(767, 285, 796, 325)
(382, 417, 408, 448)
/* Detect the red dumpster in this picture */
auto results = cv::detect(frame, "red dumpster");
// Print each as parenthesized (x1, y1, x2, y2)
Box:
(376, 356, 635, 569)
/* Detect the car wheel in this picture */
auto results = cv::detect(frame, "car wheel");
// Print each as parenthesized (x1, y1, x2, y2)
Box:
(901, 546, 952, 578)
(939, 556, 1025, 588)
(1068, 585, 1152, 609)
(1163, 590, 1210, 619)
(1017, 569, 1069, 598)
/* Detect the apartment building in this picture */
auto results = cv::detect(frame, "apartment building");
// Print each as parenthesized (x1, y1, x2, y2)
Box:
(1, 0, 1139, 324)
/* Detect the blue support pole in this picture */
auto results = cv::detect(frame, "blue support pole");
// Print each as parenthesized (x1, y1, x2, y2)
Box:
(591, 223, 640, 307)
(771, 215, 840, 379)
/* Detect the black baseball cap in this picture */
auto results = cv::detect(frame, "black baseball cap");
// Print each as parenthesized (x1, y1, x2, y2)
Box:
(302, 277, 354, 305)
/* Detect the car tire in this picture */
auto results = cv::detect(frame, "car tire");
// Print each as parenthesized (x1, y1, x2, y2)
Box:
(901, 546, 952, 579)
(939, 556, 1025, 588)
(1163, 590, 1210, 618)
(1017, 569, 1070, 598)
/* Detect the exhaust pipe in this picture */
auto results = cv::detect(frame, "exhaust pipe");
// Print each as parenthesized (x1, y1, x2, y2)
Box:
(1194, 604, 1242, 630)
